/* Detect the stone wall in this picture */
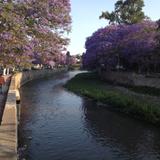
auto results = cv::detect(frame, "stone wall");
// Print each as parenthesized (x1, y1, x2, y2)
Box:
(14, 69, 66, 100)
(14, 68, 66, 89)
(101, 71, 160, 89)
(0, 68, 66, 160)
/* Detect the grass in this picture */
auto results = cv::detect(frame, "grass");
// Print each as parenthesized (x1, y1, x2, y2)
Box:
(128, 86, 160, 97)
(65, 72, 160, 124)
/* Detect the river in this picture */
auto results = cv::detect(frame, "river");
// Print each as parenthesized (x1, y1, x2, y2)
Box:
(19, 71, 160, 160)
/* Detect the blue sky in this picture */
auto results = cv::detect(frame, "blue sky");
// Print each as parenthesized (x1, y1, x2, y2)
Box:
(67, 0, 160, 55)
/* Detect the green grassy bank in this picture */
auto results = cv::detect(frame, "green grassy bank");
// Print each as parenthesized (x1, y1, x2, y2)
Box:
(65, 72, 160, 124)
(128, 85, 160, 97)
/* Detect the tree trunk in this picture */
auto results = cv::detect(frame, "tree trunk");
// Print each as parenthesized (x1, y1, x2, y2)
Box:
(3, 68, 7, 75)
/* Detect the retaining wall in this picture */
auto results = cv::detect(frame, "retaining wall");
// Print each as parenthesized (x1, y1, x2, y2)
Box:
(0, 68, 66, 160)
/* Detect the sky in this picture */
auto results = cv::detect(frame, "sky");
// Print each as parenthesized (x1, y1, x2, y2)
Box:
(67, 0, 160, 55)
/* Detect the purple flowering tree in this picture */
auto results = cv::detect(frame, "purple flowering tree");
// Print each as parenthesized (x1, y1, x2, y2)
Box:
(121, 21, 158, 73)
(0, 1, 32, 68)
(0, 0, 71, 69)
(21, 0, 71, 66)
(83, 20, 158, 73)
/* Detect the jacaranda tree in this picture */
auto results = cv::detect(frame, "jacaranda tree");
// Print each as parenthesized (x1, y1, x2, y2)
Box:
(0, 0, 71, 69)
(83, 20, 158, 73)
(0, 1, 31, 67)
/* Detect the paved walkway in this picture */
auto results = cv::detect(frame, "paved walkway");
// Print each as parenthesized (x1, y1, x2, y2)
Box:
(0, 75, 17, 160)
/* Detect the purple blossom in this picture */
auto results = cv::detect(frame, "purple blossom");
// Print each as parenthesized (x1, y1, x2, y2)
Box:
(83, 20, 158, 72)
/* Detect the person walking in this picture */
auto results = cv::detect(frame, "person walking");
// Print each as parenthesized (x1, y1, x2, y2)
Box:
(0, 74, 5, 94)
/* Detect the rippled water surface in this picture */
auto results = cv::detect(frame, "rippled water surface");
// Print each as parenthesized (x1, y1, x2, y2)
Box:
(19, 71, 160, 160)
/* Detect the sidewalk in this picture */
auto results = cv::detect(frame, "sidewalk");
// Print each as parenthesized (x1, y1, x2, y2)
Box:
(0, 74, 17, 160)
(0, 75, 12, 123)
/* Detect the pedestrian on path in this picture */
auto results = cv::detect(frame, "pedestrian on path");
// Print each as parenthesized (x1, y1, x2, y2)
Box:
(0, 74, 5, 94)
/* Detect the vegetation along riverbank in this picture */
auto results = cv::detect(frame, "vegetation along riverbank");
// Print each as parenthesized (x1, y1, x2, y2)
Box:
(65, 72, 160, 125)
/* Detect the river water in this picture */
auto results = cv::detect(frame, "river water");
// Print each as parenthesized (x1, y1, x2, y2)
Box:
(19, 71, 160, 160)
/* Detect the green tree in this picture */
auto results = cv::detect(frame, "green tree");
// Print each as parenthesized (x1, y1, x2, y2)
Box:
(100, 0, 147, 24)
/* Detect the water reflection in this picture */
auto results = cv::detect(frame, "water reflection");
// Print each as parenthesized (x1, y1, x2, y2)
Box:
(81, 99, 160, 160)
(19, 71, 160, 160)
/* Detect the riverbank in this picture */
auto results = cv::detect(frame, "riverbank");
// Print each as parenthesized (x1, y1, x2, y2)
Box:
(65, 72, 160, 124)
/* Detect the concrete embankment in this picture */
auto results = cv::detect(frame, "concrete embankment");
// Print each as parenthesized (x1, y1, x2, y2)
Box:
(0, 69, 66, 160)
